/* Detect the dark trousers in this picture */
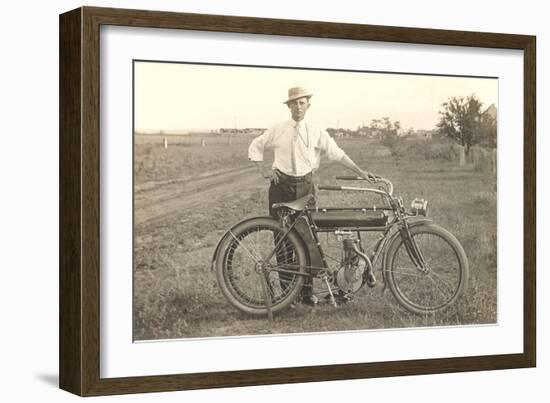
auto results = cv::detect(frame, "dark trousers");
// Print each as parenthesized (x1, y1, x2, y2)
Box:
(268, 172, 315, 217)
(268, 171, 314, 298)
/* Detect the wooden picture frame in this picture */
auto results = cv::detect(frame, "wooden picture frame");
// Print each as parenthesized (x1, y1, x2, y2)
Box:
(59, 6, 536, 396)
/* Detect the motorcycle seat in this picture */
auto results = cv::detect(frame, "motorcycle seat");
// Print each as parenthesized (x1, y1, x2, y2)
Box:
(272, 194, 315, 211)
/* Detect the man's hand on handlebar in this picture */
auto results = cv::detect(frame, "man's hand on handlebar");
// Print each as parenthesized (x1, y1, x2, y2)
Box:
(360, 170, 378, 182)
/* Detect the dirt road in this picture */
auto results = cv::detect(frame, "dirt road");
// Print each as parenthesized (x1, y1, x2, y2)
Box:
(134, 164, 261, 228)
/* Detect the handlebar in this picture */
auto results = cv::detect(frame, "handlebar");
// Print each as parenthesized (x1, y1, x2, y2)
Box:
(335, 176, 367, 181)
(317, 185, 344, 191)
(330, 175, 394, 196)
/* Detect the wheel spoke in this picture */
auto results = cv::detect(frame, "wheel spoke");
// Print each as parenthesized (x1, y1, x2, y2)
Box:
(220, 222, 305, 312)
(229, 230, 261, 263)
(429, 270, 457, 298)
(426, 274, 452, 300)
(390, 267, 426, 277)
(389, 227, 465, 313)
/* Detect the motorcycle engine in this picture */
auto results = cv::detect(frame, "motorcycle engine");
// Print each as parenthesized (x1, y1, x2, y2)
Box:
(336, 255, 366, 294)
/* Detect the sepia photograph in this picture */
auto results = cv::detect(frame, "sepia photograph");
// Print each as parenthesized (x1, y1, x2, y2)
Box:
(133, 60, 498, 341)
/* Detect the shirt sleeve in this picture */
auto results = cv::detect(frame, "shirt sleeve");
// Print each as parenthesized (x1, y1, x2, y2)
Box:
(318, 129, 346, 161)
(248, 128, 272, 162)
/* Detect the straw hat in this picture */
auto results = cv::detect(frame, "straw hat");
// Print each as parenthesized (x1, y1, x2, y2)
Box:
(283, 86, 313, 104)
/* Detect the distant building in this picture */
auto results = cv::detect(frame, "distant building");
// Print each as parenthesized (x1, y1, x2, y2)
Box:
(483, 104, 497, 120)
(480, 104, 497, 147)
(416, 129, 434, 140)
(405, 129, 433, 140)
(349, 125, 378, 138)
(219, 128, 266, 135)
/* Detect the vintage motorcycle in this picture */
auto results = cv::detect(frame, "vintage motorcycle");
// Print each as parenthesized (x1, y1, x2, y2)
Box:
(212, 175, 468, 318)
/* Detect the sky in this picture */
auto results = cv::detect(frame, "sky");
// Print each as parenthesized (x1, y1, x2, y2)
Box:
(134, 61, 498, 132)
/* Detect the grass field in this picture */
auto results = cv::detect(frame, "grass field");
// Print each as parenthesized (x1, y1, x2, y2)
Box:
(133, 134, 497, 340)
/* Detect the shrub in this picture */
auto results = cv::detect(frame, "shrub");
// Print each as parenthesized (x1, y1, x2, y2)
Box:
(400, 138, 459, 162)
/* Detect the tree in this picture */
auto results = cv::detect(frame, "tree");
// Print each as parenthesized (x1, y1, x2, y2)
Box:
(436, 94, 483, 156)
(369, 117, 403, 166)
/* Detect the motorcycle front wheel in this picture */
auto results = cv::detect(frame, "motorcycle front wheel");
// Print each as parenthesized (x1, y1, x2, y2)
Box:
(385, 223, 469, 314)
(215, 217, 308, 316)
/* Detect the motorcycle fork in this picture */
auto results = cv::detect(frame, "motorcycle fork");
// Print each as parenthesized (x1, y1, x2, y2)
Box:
(399, 222, 428, 271)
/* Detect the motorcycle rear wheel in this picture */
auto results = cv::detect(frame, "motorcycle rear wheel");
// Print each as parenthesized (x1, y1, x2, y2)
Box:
(216, 217, 308, 316)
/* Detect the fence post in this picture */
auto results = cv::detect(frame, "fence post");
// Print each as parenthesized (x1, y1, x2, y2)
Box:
(163, 137, 168, 149)
(472, 147, 479, 170)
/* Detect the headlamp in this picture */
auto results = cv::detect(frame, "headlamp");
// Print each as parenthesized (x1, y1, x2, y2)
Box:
(411, 198, 428, 216)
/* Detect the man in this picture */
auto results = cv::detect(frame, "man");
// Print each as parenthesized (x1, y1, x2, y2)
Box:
(248, 86, 374, 304)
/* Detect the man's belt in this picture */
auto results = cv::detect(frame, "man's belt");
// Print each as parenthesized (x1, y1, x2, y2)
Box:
(275, 169, 312, 183)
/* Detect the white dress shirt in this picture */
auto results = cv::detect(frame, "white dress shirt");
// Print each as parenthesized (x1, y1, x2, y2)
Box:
(248, 119, 346, 176)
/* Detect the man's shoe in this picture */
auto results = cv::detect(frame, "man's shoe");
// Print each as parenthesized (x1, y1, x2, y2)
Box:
(301, 294, 319, 306)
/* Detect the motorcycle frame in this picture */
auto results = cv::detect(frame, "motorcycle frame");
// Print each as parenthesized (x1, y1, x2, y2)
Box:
(259, 204, 431, 284)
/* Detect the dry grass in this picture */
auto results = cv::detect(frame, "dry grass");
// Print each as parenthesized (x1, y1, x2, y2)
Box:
(135, 134, 253, 184)
(133, 136, 497, 340)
